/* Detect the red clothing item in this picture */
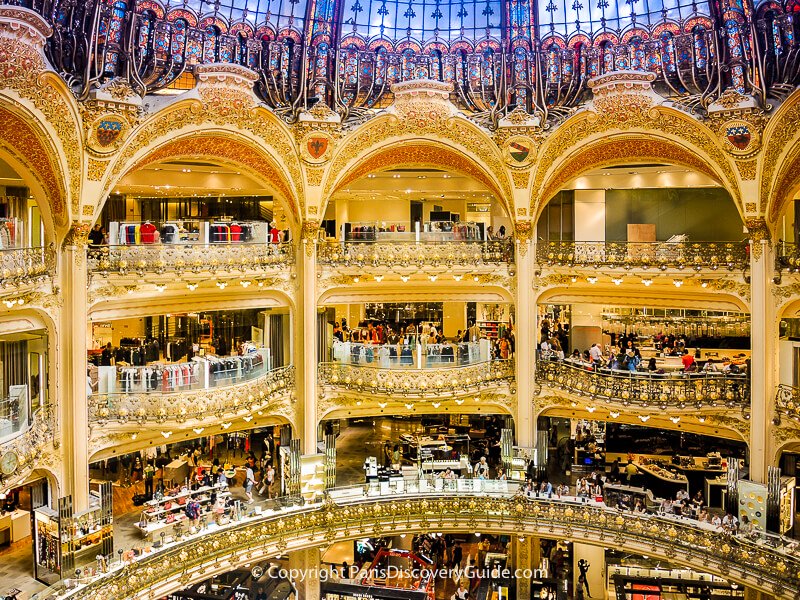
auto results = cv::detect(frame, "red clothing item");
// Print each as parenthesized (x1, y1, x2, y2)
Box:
(140, 221, 157, 244)
(230, 223, 242, 242)
(681, 353, 695, 371)
(269, 227, 281, 243)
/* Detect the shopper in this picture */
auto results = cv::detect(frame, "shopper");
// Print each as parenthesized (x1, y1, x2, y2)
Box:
(474, 456, 490, 479)
(244, 463, 256, 503)
(259, 463, 275, 498)
(144, 461, 155, 498)
(452, 542, 463, 568)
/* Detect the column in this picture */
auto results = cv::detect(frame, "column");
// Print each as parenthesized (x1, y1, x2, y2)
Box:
(61, 224, 91, 511)
(300, 221, 319, 455)
(572, 543, 606, 600)
(511, 537, 537, 600)
(515, 222, 534, 447)
(748, 220, 777, 483)
(288, 547, 321, 600)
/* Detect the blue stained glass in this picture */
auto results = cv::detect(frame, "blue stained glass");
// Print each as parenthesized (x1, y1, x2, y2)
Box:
(179, 0, 308, 34)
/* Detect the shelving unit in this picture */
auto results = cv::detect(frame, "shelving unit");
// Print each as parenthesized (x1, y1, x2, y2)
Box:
(135, 484, 230, 540)
(477, 320, 501, 340)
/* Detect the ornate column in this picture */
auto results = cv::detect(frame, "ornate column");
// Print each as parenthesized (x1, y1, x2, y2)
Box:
(61, 223, 91, 510)
(511, 536, 536, 600)
(300, 221, 319, 455)
(515, 221, 535, 447)
(747, 219, 777, 482)
(288, 547, 321, 600)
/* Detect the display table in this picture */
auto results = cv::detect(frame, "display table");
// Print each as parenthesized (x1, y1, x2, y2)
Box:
(0, 509, 30, 544)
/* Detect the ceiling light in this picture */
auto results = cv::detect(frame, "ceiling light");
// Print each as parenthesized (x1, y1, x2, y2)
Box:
(216, 281, 228, 289)
(698, 416, 706, 423)
(587, 276, 597, 284)
(374, 275, 383, 282)
(401, 275, 409, 283)
(570, 276, 577, 283)
(393, 174, 401, 179)
(455, 399, 464, 405)
(193, 428, 205, 434)
(670, 416, 681, 423)
(155, 284, 166, 292)
(609, 411, 620, 418)
(161, 431, 173, 438)
(612, 277, 623, 286)
(353, 276, 360, 283)
(453, 275, 463, 281)
(378, 402, 387, 408)
(587, 406, 596, 413)
(701, 282, 708, 288)
(432, 402, 441, 408)
(473, 275, 479, 282)
(243, 415, 253, 422)
(404, 403, 414, 410)
(131, 433, 138, 440)
(221, 422, 232, 429)
(240, 280, 252, 288)
(639, 415, 651, 422)
(642, 279, 653, 286)
(673, 280, 683, 287)
(429, 275, 437, 282)
(187, 283, 198, 291)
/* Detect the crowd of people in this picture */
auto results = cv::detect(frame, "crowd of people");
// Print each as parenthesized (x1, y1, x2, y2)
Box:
(539, 318, 748, 376)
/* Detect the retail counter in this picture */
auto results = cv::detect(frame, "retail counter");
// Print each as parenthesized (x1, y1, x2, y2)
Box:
(0, 509, 30, 544)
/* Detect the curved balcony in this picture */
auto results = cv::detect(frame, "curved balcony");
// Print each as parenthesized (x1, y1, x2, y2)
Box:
(318, 239, 514, 271)
(0, 245, 55, 297)
(89, 365, 295, 426)
(0, 404, 56, 487)
(536, 359, 749, 411)
(88, 243, 294, 278)
(33, 480, 800, 600)
(318, 360, 515, 398)
(536, 241, 748, 272)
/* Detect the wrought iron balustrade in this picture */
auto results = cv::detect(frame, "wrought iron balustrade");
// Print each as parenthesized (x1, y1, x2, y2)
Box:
(776, 241, 800, 272)
(4, 0, 799, 124)
(0, 245, 55, 289)
(27, 478, 800, 600)
(318, 239, 514, 268)
(89, 365, 295, 424)
(0, 403, 56, 485)
(536, 358, 749, 409)
(88, 242, 294, 276)
(775, 383, 800, 423)
(318, 359, 514, 396)
(536, 240, 748, 271)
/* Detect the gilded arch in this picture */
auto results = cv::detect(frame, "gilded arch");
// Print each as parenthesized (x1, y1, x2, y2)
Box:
(320, 114, 515, 220)
(0, 105, 67, 234)
(766, 142, 800, 230)
(530, 105, 741, 220)
(100, 101, 303, 222)
(760, 92, 800, 224)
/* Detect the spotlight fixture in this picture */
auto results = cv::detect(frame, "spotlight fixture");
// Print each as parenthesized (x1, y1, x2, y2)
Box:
(432, 402, 441, 408)
(473, 275, 479, 282)
(374, 275, 384, 282)
(240, 280, 252, 288)
(639, 415, 651, 422)
(429, 275, 438, 282)
(155, 284, 166, 292)
(570, 276, 577, 283)
(670, 416, 681, 423)
(612, 278, 623, 286)
(641, 278, 653, 286)
(221, 422, 232, 429)
(701, 281, 708, 288)
(609, 411, 620, 418)
(587, 276, 598, 284)
(187, 283, 199, 291)
(192, 428, 205, 434)
(453, 274, 463, 281)
(161, 431, 173, 438)
(216, 281, 228, 289)
(673, 280, 683, 287)
(404, 403, 414, 410)
(455, 399, 464, 405)
(401, 275, 410, 282)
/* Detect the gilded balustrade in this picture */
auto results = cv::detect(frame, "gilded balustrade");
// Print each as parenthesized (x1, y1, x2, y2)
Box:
(317, 240, 514, 269)
(88, 243, 294, 277)
(536, 359, 749, 410)
(536, 241, 748, 271)
(776, 242, 800, 272)
(32, 481, 800, 600)
(89, 366, 295, 425)
(0, 245, 55, 291)
(0, 404, 57, 485)
(775, 384, 800, 423)
(318, 360, 515, 397)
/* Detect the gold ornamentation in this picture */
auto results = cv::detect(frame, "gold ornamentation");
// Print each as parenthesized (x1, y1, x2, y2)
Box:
(716, 88, 751, 110)
(0, 7, 80, 224)
(745, 202, 757, 213)
(86, 112, 129, 155)
(302, 220, 319, 257)
(82, 205, 94, 216)
(746, 217, 771, 260)
(306, 166, 324, 187)
(503, 135, 537, 168)
(517, 207, 527, 216)
(511, 170, 531, 189)
(318, 239, 513, 269)
(63, 222, 91, 248)
(515, 222, 532, 256)
(717, 118, 762, 158)
(699, 278, 751, 302)
(87, 157, 107, 181)
(307, 101, 337, 121)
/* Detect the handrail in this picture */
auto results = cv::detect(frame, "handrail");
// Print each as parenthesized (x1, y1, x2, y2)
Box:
(89, 365, 295, 424)
(0, 404, 56, 486)
(536, 240, 748, 270)
(318, 239, 514, 267)
(0, 244, 55, 288)
(776, 241, 800, 272)
(318, 360, 515, 396)
(88, 243, 294, 276)
(30, 479, 800, 600)
(536, 358, 749, 410)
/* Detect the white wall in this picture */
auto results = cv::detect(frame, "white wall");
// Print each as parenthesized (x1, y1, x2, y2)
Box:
(574, 190, 605, 242)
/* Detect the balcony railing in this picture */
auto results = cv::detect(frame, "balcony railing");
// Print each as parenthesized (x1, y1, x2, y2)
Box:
(1, 403, 55, 486)
(536, 240, 748, 271)
(88, 243, 294, 276)
(776, 384, 800, 423)
(89, 365, 294, 425)
(536, 358, 749, 410)
(776, 241, 800, 272)
(318, 360, 514, 396)
(331, 341, 486, 368)
(30, 479, 800, 600)
(0, 245, 55, 289)
(318, 239, 514, 268)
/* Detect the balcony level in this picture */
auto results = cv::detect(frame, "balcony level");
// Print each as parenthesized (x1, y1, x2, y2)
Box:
(0, 245, 55, 302)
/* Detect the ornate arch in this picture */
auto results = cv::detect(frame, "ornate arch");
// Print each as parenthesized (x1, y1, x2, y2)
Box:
(321, 113, 515, 220)
(100, 99, 303, 223)
(530, 105, 741, 220)
(0, 105, 66, 237)
(761, 90, 800, 226)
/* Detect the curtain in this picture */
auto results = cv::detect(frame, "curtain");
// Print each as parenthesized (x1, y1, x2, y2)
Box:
(0, 340, 28, 397)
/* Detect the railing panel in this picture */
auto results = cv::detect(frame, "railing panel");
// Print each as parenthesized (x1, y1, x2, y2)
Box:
(536, 358, 749, 409)
(536, 240, 748, 270)
(318, 239, 514, 268)
(0, 245, 55, 288)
